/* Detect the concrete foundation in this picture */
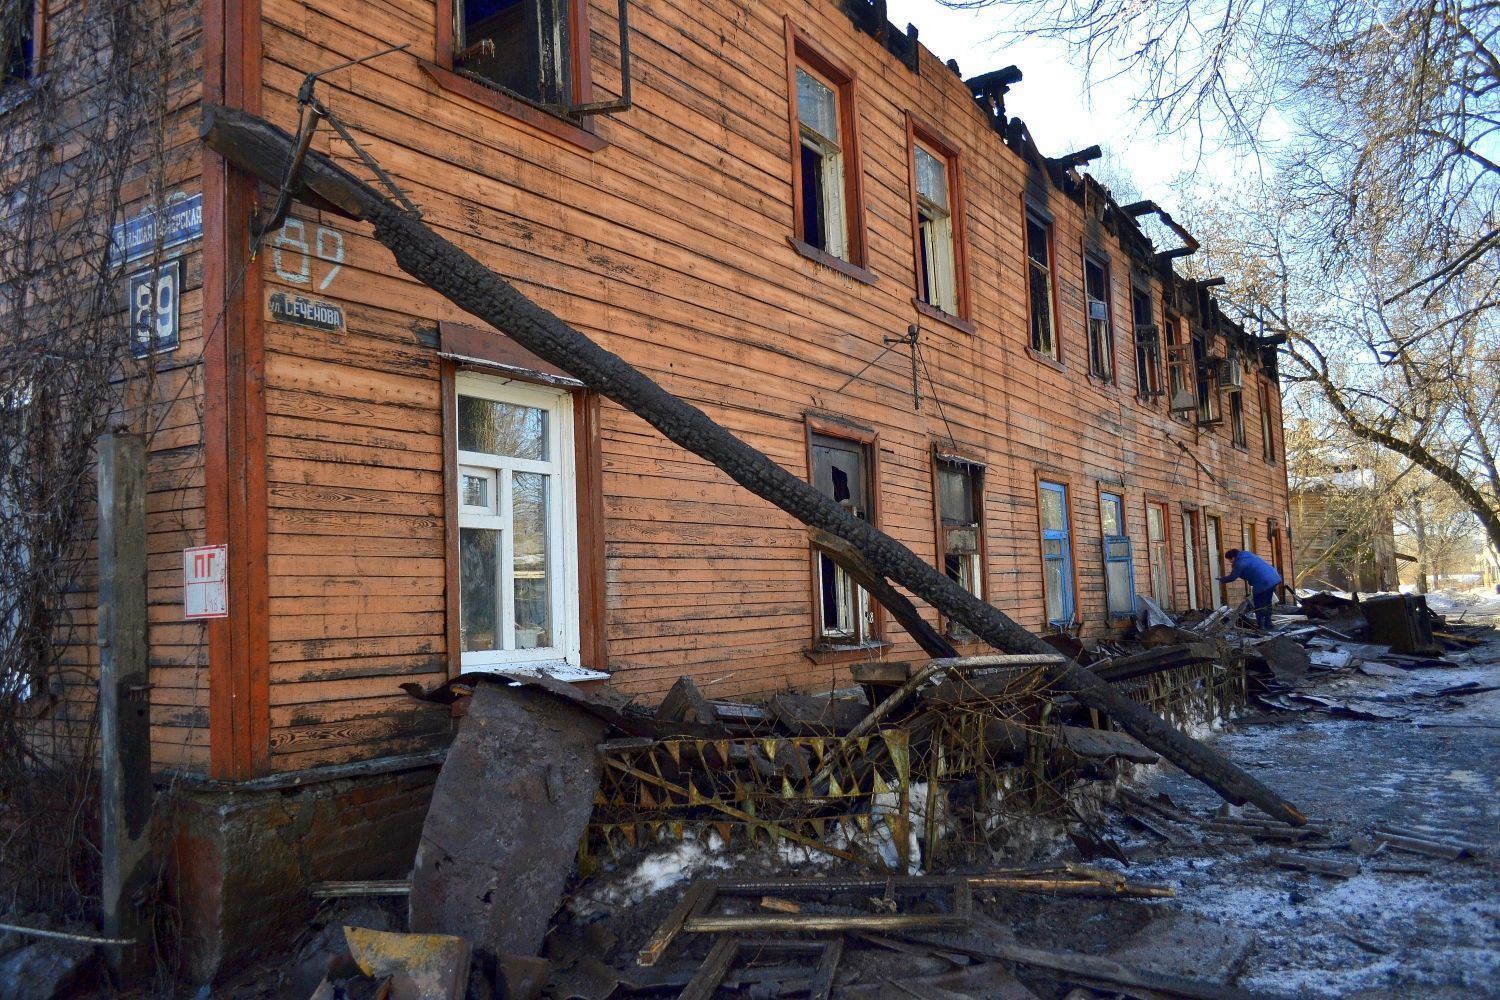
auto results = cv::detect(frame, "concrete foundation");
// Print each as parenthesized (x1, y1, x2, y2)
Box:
(161, 754, 441, 984)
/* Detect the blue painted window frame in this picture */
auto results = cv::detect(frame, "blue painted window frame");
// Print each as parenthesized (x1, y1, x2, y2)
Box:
(1100, 491, 1136, 619)
(1039, 480, 1074, 627)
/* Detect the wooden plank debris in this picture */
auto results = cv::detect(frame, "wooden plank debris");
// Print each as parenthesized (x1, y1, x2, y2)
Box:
(1267, 850, 1361, 878)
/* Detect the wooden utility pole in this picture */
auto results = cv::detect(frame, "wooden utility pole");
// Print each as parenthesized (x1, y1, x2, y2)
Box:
(97, 430, 152, 982)
(200, 104, 1306, 826)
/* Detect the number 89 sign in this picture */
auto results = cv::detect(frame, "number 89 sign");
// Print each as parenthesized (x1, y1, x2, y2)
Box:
(127, 258, 182, 358)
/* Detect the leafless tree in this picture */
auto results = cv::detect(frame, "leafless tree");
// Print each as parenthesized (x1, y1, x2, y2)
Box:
(0, 0, 186, 921)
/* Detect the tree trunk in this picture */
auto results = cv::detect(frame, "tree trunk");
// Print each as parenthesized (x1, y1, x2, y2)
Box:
(200, 104, 1306, 826)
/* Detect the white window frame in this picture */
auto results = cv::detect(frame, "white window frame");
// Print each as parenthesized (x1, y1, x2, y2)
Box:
(915, 143, 958, 314)
(455, 374, 580, 672)
(796, 64, 850, 261)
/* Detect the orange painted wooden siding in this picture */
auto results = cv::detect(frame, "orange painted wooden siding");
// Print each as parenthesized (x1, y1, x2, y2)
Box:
(14, 0, 1290, 774)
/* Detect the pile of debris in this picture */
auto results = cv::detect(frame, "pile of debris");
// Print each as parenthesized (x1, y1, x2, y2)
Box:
(299, 590, 1500, 998)
(1223, 592, 1497, 721)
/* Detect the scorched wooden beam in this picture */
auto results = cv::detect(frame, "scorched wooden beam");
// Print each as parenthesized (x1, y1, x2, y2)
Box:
(200, 104, 1306, 826)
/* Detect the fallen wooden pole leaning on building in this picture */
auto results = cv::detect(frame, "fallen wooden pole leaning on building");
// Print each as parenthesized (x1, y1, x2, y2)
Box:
(200, 103, 1306, 827)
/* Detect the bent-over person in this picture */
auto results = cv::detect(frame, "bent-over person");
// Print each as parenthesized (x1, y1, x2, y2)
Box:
(1219, 548, 1282, 629)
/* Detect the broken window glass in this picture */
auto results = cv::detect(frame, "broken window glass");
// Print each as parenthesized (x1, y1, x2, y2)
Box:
(455, 0, 570, 107)
(937, 460, 983, 602)
(796, 66, 849, 259)
(915, 144, 957, 313)
(1026, 215, 1055, 358)
(812, 434, 871, 643)
(1085, 256, 1113, 381)
(1132, 289, 1161, 397)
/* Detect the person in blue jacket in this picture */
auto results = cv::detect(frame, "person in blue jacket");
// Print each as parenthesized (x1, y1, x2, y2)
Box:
(1219, 548, 1283, 629)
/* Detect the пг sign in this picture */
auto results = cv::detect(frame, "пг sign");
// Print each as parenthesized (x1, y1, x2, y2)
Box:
(183, 544, 229, 620)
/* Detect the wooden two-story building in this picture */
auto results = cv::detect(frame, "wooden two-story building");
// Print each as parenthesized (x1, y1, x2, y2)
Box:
(8, 0, 1292, 974)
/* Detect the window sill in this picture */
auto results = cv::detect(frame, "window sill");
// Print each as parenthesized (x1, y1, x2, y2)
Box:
(804, 640, 891, 665)
(1026, 347, 1065, 372)
(788, 237, 878, 285)
(1086, 372, 1119, 392)
(912, 299, 975, 335)
(417, 60, 608, 153)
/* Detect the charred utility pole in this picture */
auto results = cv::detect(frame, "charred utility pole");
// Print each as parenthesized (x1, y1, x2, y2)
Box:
(201, 105, 1306, 826)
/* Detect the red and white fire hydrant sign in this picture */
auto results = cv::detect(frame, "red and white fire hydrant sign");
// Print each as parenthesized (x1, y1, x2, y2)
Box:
(183, 544, 229, 620)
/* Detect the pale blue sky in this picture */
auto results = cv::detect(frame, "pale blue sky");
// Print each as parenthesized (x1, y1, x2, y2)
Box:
(883, 0, 1255, 203)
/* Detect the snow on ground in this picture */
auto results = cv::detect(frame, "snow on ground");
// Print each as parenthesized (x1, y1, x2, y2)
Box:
(1106, 596, 1500, 998)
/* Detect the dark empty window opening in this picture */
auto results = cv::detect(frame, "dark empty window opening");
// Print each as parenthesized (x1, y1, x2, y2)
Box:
(1229, 389, 1246, 447)
(1026, 213, 1056, 358)
(1132, 288, 1161, 397)
(456, 0, 570, 107)
(1084, 255, 1113, 381)
(1192, 330, 1221, 425)
(3, 2, 37, 84)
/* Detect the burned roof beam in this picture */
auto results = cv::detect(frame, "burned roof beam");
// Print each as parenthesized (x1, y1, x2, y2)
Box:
(1048, 145, 1102, 171)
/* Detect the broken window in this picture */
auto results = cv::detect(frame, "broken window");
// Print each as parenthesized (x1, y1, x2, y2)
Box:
(454, 0, 571, 107)
(811, 433, 873, 644)
(1146, 502, 1171, 609)
(794, 63, 852, 260)
(1132, 288, 1161, 398)
(1165, 316, 1195, 417)
(1259, 379, 1277, 463)
(1026, 213, 1057, 359)
(456, 375, 578, 671)
(1085, 255, 1113, 381)
(913, 141, 960, 314)
(936, 458, 984, 601)
(1039, 480, 1074, 627)
(3, 2, 37, 84)
(1100, 491, 1134, 619)
(1229, 389, 1246, 447)
(1192, 329, 1221, 425)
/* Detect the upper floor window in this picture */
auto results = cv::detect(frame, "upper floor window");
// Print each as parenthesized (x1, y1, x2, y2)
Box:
(1025, 212, 1057, 359)
(3, 2, 38, 84)
(1259, 379, 1277, 463)
(452, 0, 575, 107)
(1132, 288, 1162, 398)
(906, 116, 967, 320)
(1165, 315, 1195, 418)
(1084, 254, 1114, 381)
(786, 25, 867, 273)
(1229, 389, 1246, 447)
(1193, 329, 1221, 425)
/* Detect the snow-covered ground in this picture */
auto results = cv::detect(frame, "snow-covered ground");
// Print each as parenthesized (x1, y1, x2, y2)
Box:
(1112, 590, 1500, 998)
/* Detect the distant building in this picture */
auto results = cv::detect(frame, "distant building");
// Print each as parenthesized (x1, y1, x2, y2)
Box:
(1291, 477, 1399, 592)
